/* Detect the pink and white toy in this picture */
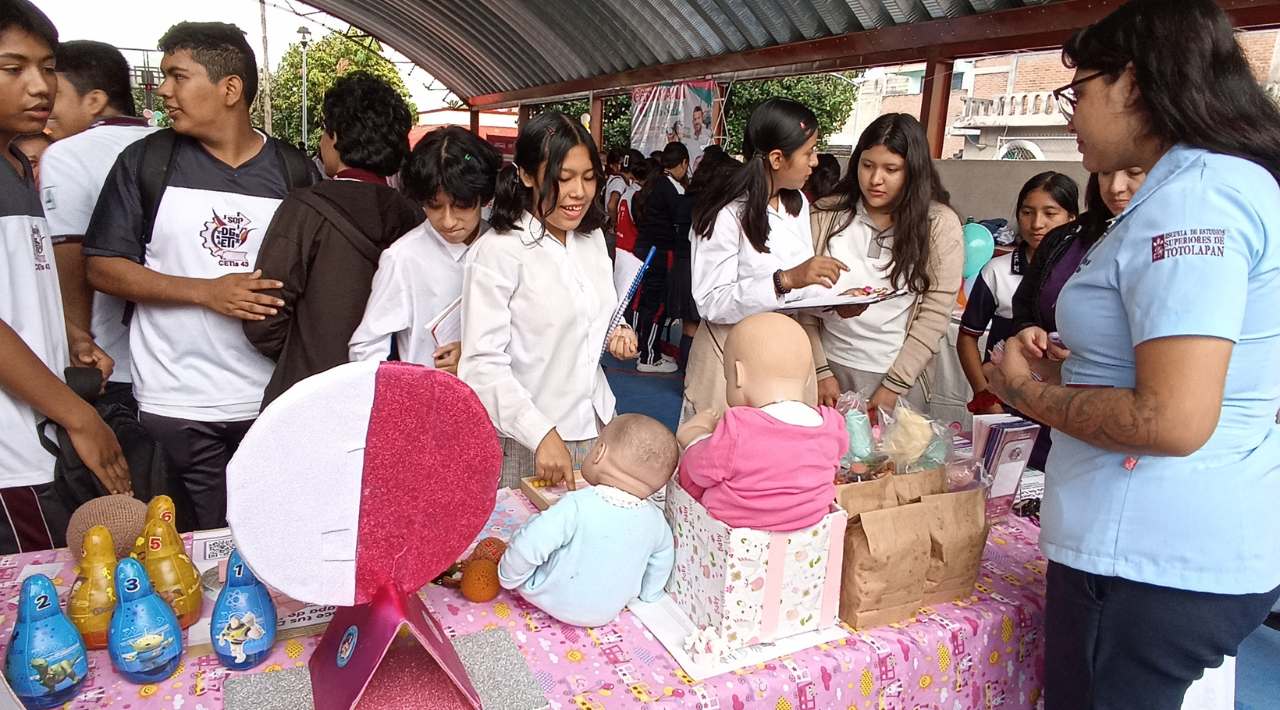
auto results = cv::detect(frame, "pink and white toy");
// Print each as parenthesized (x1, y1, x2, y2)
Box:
(226, 361, 502, 709)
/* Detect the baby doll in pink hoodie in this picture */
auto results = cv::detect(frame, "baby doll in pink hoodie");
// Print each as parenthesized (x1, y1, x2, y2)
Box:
(677, 312, 846, 531)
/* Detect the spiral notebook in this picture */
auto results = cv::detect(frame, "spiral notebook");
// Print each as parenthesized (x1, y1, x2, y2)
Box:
(600, 246, 656, 361)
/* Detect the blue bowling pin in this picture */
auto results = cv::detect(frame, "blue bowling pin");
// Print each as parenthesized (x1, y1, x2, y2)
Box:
(210, 549, 276, 670)
(107, 558, 182, 684)
(4, 574, 88, 709)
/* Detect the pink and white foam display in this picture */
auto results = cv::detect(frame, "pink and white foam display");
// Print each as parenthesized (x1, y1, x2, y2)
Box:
(226, 361, 502, 607)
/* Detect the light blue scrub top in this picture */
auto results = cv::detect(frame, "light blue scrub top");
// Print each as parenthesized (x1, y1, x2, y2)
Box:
(1046, 144, 1280, 595)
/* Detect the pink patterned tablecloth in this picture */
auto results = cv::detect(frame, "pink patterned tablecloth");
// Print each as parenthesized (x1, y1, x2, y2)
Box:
(0, 489, 1046, 709)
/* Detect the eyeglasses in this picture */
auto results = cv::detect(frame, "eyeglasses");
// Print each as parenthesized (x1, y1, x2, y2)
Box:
(1052, 71, 1108, 121)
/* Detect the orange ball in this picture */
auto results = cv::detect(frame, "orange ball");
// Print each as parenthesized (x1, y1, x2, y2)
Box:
(469, 537, 507, 563)
(460, 559, 501, 603)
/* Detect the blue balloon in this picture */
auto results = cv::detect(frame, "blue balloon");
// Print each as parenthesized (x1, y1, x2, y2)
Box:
(4, 574, 89, 709)
(211, 550, 277, 670)
(108, 558, 182, 684)
(962, 221, 996, 279)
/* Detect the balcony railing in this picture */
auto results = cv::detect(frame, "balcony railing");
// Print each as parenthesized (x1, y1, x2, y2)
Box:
(953, 91, 1066, 128)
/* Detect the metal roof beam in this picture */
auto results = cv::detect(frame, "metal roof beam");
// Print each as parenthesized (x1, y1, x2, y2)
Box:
(466, 0, 1280, 107)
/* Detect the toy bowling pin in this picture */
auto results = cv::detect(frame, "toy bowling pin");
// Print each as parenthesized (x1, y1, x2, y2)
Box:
(68, 525, 117, 649)
(131, 495, 176, 561)
(4, 574, 89, 709)
(108, 558, 182, 684)
(139, 517, 202, 628)
(211, 550, 276, 670)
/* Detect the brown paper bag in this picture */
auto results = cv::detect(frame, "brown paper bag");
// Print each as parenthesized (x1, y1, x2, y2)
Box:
(835, 474, 897, 518)
(891, 466, 946, 505)
(920, 487, 989, 605)
(839, 502, 930, 629)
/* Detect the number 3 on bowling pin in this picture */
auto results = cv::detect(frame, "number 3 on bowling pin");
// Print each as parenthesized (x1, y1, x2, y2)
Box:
(34, 594, 50, 610)
(124, 578, 140, 594)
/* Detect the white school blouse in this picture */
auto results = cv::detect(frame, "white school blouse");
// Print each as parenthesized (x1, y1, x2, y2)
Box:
(349, 219, 470, 365)
(458, 211, 617, 451)
(691, 194, 825, 325)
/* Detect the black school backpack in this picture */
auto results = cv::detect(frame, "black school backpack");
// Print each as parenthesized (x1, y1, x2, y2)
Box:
(116, 128, 314, 325)
(38, 369, 168, 510)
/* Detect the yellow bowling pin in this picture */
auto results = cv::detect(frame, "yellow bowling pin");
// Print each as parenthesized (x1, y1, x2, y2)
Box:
(68, 525, 116, 649)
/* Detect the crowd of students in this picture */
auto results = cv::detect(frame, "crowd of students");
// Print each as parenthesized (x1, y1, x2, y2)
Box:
(2, 0, 1280, 707)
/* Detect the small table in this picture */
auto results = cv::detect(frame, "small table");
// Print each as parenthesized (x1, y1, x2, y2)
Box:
(0, 490, 1047, 708)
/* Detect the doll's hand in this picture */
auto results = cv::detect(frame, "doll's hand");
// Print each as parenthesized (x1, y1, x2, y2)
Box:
(535, 428, 575, 490)
(677, 409, 721, 449)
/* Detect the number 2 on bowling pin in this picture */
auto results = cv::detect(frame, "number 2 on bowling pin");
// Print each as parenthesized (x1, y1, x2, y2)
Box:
(34, 594, 50, 610)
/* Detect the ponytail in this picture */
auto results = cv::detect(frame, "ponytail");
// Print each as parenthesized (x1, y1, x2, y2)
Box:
(490, 164, 527, 232)
(691, 97, 816, 254)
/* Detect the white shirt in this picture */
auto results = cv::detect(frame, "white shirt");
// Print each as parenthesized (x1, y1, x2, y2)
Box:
(1, 151, 68, 486)
(820, 202, 915, 372)
(459, 211, 617, 450)
(349, 220, 471, 365)
(40, 120, 157, 385)
(691, 194, 823, 325)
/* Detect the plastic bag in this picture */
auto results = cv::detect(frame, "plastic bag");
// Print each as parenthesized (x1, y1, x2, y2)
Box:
(879, 400, 951, 473)
(835, 391, 874, 466)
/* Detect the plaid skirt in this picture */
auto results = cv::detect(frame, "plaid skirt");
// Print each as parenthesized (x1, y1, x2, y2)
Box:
(498, 436, 598, 490)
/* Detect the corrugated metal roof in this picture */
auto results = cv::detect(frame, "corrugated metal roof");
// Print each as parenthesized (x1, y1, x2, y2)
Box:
(304, 0, 1054, 101)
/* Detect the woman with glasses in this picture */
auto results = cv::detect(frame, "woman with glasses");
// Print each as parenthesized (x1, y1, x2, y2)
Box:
(984, 1, 1280, 707)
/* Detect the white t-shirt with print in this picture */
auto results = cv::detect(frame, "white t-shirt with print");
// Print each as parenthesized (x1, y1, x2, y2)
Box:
(1, 150, 68, 486)
(41, 119, 157, 384)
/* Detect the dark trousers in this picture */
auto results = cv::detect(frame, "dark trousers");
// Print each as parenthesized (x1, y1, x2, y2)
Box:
(631, 248, 671, 365)
(140, 413, 254, 530)
(0, 483, 70, 554)
(1044, 561, 1280, 709)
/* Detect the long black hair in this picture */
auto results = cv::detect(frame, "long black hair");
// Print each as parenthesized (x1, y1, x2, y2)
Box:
(1064, 0, 1280, 183)
(692, 98, 818, 253)
(490, 111, 607, 235)
(1015, 172, 1079, 227)
(1075, 173, 1110, 243)
(634, 141, 690, 220)
(826, 113, 949, 294)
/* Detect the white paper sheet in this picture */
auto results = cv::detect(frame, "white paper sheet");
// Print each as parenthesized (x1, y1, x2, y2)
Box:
(777, 290, 907, 313)
(628, 595, 848, 681)
(428, 296, 463, 349)
(613, 250, 644, 300)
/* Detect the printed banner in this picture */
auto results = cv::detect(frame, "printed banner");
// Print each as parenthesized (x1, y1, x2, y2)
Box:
(630, 80, 716, 158)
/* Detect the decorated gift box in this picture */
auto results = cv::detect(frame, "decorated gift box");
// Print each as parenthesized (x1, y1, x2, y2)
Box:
(662, 480, 847, 651)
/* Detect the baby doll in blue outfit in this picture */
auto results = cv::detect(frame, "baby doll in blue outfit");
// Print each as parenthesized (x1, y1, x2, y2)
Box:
(498, 414, 678, 627)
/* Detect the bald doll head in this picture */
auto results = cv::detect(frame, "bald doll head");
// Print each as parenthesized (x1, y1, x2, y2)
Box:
(581, 414, 679, 498)
(723, 312, 814, 408)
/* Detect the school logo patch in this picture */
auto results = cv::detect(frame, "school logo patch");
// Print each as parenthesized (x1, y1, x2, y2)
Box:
(1151, 229, 1225, 262)
(30, 223, 50, 272)
(201, 210, 254, 267)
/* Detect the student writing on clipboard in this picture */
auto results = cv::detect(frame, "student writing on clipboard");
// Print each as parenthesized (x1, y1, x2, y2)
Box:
(459, 113, 638, 491)
(349, 127, 500, 370)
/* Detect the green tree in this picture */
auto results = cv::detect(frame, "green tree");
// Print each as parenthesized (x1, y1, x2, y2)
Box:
(721, 73, 858, 154)
(270, 29, 417, 153)
(530, 94, 633, 152)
